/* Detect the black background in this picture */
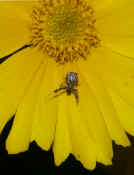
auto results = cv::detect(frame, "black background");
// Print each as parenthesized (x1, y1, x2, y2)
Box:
(0, 117, 134, 175)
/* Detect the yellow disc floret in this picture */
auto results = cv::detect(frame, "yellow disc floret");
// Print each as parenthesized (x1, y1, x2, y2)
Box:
(30, 0, 100, 64)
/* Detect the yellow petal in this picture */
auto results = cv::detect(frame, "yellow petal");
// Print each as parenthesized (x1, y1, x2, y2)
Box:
(0, 1, 36, 57)
(47, 63, 97, 169)
(0, 48, 44, 135)
(53, 94, 72, 166)
(31, 59, 61, 151)
(67, 94, 97, 170)
(97, 0, 134, 36)
(6, 53, 46, 154)
(97, 0, 134, 57)
(97, 151, 112, 165)
(96, 47, 134, 107)
(77, 58, 130, 146)
(89, 46, 134, 140)
(109, 89, 134, 136)
(91, 0, 113, 19)
(31, 60, 72, 164)
(60, 62, 113, 167)
(78, 75, 113, 160)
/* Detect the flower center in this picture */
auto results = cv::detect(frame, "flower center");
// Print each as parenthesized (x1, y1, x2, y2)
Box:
(30, 0, 100, 64)
(49, 9, 80, 43)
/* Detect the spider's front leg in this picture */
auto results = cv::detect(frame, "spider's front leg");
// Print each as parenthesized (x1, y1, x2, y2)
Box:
(54, 86, 67, 93)
(53, 86, 67, 99)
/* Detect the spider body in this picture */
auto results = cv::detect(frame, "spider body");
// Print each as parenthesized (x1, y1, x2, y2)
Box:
(54, 72, 79, 103)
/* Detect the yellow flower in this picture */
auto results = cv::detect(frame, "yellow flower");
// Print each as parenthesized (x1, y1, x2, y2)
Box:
(0, 0, 134, 170)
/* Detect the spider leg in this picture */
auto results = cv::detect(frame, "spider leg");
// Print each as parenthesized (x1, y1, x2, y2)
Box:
(53, 90, 66, 99)
(72, 89, 79, 104)
(54, 86, 67, 93)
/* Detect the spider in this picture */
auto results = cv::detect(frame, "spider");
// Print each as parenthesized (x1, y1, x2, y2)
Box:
(54, 72, 79, 103)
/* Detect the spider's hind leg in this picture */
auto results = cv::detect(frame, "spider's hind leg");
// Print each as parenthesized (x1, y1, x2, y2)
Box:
(72, 89, 79, 104)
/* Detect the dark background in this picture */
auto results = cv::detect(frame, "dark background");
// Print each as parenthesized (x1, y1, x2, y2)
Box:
(0, 117, 134, 175)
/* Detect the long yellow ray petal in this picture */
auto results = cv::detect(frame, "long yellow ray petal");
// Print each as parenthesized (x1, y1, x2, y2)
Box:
(0, 1, 31, 57)
(90, 0, 113, 19)
(97, 0, 134, 36)
(77, 59, 130, 146)
(53, 94, 72, 166)
(109, 90, 134, 136)
(57, 62, 113, 167)
(31, 59, 60, 151)
(0, 48, 44, 137)
(67, 94, 97, 170)
(6, 55, 46, 154)
(46, 62, 97, 169)
(77, 75, 113, 161)
(96, 0, 134, 57)
(88, 46, 134, 139)
(88, 46, 134, 104)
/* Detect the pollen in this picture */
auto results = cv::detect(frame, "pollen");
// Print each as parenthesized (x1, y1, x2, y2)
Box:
(30, 0, 100, 64)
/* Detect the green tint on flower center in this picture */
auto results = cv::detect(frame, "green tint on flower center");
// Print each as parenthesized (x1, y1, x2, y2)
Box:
(30, 0, 100, 64)
(49, 10, 80, 44)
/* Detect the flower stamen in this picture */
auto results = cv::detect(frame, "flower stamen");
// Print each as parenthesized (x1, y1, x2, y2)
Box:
(30, 0, 100, 64)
